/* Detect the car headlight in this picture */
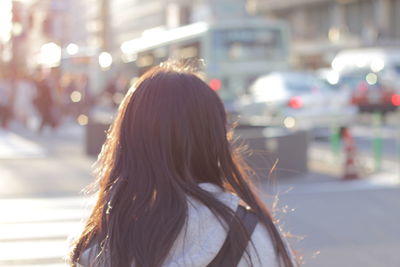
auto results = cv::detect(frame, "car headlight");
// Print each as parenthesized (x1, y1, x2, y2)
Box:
(284, 116, 296, 129)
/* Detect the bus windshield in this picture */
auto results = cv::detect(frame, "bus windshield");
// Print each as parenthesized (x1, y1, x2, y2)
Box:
(212, 28, 284, 62)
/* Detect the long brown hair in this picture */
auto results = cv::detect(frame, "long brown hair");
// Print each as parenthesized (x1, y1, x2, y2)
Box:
(69, 62, 295, 267)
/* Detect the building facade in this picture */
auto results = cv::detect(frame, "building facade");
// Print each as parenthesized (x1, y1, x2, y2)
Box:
(109, 0, 206, 56)
(0, 0, 97, 73)
(109, 0, 250, 57)
(249, 0, 400, 68)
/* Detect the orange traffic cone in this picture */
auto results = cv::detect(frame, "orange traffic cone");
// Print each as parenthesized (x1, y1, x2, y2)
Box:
(341, 127, 359, 180)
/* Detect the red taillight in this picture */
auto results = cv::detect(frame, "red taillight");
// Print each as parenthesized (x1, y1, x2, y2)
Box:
(391, 94, 400, 106)
(357, 82, 369, 93)
(209, 79, 221, 91)
(288, 96, 303, 109)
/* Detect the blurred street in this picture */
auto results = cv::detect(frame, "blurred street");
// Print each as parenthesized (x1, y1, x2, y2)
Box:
(1, 0, 400, 265)
(1, 121, 400, 267)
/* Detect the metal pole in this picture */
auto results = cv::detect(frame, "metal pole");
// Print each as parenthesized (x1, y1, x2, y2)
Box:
(372, 111, 383, 172)
(330, 115, 341, 164)
(398, 125, 400, 182)
(330, 126, 341, 163)
(397, 111, 400, 182)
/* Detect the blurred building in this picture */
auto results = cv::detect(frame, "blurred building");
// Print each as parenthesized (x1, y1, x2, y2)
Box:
(0, 0, 99, 74)
(0, 0, 14, 73)
(249, 0, 400, 68)
(110, 0, 210, 47)
(84, 0, 111, 52)
(109, 0, 250, 56)
(24, 0, 61, 71)
(0, 0, 33, 75)
(2, 0, 288, 75)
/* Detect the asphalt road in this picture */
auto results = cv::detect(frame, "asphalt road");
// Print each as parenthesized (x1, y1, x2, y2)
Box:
(1, 122, 400, 267)
(272, 184, 400, 267)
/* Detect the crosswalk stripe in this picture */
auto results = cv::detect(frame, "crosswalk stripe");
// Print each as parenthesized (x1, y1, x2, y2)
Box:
(0, 196, 94, 266)
(0, 130, 46, 159)
(0, 240, 68, 263)
(0, 221, 83, 242)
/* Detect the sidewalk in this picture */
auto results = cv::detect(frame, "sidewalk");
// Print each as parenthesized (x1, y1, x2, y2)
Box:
(310, 141, 400, 176)
(0, 130, 46, 159)
(0, 122, 95, 198)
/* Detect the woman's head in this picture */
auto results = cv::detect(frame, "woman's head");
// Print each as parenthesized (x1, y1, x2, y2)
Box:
(70, 62, 295, 267)
(113, 63, 229, 187)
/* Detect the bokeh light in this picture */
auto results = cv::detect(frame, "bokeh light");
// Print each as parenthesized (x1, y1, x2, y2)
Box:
(66, 43, 79, 55)
(70, 91, 82, 103)
(98, 52, 113, 69)
(38, 42, 62, 67)
(77, 114, 89, 126)
(0, 0, 12, 43)
(284, 117, 296, 129)
(371, 59, 385, 72)
(366, 73, 378, 85)
(209, 79, 221, 91)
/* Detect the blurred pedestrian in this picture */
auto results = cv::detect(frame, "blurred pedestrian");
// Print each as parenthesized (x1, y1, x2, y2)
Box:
(13, 74, 37, 128)
(59, 74, 75, 117)
(0, 74, 13, 129)
(103, 75, 118, 107)
(33, 73, 59, 133)
(78, 74, 93, 115)
(69, 63, 296, 267)
(63, 75, 80, 119)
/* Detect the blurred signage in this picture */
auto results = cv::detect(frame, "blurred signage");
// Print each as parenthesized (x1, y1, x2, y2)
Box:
(213, 28, 282, 61)
(219, 29, 279, 43)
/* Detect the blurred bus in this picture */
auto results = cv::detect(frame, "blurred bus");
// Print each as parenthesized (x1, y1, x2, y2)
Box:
(60, 51, 107, 96)
(120, 19, 290, 107)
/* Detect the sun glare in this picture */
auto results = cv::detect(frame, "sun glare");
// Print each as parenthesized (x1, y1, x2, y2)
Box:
(38, 42, 62, 67)
(0, 0, 13, 44)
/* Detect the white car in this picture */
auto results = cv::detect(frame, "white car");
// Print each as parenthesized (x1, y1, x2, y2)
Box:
(235, 72, 357, 130)
(332, 48, 400, 92)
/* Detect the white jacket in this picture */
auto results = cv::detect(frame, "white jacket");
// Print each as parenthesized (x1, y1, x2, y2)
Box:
(79, 183, 279, 267)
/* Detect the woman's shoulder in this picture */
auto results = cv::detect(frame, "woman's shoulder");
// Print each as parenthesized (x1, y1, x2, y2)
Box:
(193, 183, 240, 210)
(164, 183, 240, 266)
(164, 183, 280, 267)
